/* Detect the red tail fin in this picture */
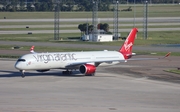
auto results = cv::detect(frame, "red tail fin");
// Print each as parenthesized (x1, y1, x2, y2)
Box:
(119, 28, 138, 59)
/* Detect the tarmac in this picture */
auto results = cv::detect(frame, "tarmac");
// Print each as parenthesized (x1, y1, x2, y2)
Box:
(0, 56, 180, 112)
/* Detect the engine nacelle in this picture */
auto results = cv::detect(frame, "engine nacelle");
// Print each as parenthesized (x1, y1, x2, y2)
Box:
(36, 69, 50, 72)
(79, 64, 96, 75)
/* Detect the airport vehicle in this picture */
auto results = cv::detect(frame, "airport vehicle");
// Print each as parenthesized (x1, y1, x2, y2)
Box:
(14, 28, 170, 78)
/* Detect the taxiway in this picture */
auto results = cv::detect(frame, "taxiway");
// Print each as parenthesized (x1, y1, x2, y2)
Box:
(0, 58, 180, 112)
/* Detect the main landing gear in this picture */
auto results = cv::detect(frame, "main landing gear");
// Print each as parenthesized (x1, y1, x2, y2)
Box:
(20, 70, 25, 78)
(62, 69, 72, 75)
(62, 69, 96, 76)
(85, 73, 95, 76)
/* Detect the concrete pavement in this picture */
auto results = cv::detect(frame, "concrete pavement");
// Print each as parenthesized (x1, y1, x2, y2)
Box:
(0, 58, 180, 112)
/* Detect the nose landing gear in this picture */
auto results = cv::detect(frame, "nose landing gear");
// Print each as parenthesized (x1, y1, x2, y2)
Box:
(20, 70, 25, 78)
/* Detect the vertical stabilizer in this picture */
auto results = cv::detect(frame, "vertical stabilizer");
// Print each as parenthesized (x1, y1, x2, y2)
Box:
(119, 28, 138, 59)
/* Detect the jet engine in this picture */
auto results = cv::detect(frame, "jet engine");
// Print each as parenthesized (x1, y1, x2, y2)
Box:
(36, 69, 50, 72)
(79, 64, 96, 76)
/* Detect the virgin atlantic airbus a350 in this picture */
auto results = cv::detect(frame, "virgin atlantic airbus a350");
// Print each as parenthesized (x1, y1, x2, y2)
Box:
(14, 28, 171, 78)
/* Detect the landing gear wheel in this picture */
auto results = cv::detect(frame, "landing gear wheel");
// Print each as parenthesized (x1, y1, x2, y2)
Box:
(20, 70, 25, 78)
(85, 73, 95, 76)
(62, 70, 72, 75)
(91, 73, 95, 76)
(21, 74, 25, 78)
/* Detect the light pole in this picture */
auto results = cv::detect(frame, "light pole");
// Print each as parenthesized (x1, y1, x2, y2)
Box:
(113, 0, 119, 40)
(143, 0, 148, 40)
(133, 0, 136, 28)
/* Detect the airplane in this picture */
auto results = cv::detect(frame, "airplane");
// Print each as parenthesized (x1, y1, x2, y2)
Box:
(14, 28, 171, 78)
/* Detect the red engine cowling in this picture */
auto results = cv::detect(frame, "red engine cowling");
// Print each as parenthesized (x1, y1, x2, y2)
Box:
(79, 64, 96, 75)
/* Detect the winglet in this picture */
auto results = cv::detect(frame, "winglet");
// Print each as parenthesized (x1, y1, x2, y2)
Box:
(30, 46, 35, 53)
(163, 52, 171, 58)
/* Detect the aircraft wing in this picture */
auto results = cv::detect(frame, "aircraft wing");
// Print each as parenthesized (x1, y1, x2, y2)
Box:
(127, 52, 171, 61)
(65, 59, 125, 68)
(65, 52, 171, 67)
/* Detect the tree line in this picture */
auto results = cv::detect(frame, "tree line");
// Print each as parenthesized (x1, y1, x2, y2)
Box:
(0, 0, 179, 12)
(78, 23, 111, 36)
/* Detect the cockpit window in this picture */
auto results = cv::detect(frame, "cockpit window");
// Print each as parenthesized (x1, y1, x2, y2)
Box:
(17, 59, 26, 62)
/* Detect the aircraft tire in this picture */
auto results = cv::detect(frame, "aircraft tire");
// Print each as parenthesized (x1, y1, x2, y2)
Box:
(20, 70, 25, 78)
(85, 73, 95, 76)
(21, 75, 25, 78)
(62, 71, 72, 75)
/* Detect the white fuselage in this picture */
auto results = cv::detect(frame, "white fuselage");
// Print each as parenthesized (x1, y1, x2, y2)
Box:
(15, 51, 125, 70)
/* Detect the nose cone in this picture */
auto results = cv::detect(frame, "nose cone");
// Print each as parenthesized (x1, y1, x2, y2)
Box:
(14, 62, 22, 70)
(14, 58, 27, 70)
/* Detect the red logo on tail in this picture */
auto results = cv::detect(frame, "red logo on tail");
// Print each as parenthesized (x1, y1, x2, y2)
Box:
(119, 28, 138, 59)
(124, 38, 133, 52)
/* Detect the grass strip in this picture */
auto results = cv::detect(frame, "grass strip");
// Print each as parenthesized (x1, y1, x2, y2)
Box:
(164, 70, 180, 75)
(1, 4, 180, 19)
(0, 45, 180, 57)
(0, 55, 20, 59)
(0, 30, 180, 44)
(0, 45, 97, 52)
(1, 25, 180, 31)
